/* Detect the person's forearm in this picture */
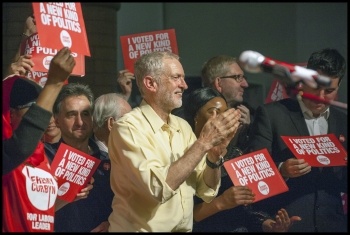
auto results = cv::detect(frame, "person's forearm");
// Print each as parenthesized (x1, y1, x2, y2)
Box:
(202, 164, 221, 189)
(3, 104, 52, 174)
(193, 196, 224, 222)
(35, 82, 65, 112)
(166, 140, 210, 190)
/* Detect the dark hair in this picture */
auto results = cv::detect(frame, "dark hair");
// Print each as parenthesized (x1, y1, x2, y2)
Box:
(307, 48, 346, 85)
(183, 87, 226, 130)
(53, 83, 94, 115)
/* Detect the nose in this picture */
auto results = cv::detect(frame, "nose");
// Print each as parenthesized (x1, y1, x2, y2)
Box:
(75, 114, 84, 126)
(179, 77, 188, 90)
(315, 89, 325, 98)
(241, 78, 249, 88)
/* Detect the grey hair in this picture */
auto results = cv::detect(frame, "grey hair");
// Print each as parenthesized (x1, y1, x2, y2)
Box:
(53, 83, 94, 115)
(93, 93, 130, 128)
(201, 55, 238, 87)
(134, 51, 180, 96)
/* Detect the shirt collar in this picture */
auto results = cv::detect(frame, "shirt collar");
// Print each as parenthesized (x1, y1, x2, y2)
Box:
(139, 99, 181, 133)
(94, 135, 108, 153)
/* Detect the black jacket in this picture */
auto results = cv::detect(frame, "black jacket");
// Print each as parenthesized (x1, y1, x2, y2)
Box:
(248, 98, 347, 232)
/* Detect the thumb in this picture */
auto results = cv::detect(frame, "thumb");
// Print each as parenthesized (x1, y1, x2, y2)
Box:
(290, 216, 302, 223)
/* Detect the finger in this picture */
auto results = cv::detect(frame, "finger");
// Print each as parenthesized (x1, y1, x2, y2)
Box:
(119, 69, 129, 75)
(69, 56, 76, 67)
(53, 47, 69, 61)
(23, 54, 33, 59)
(278, 210, 289, 223)
(237, 105, 248, 113)
(290, 216, 302, 222)
(124, 71, 135, 76)
(67, 54, 76, 65)
(20, 58, 34, 68)
(127, 74, 135, 80)
(90, 177, 95, 184)
(76, 192, 88, 198)
(81, 184, 93, 192)
(24, 59, 35, 68)
(275, 215, 282, 225)
(16, 67, 27, 76)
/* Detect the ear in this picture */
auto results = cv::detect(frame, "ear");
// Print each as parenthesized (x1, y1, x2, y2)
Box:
(54, 115, 60, 128)
(106, 117, 115, 131)
(214, 77, 223, 93)
(194, 114, 199, 127)
(144, 76, 157, 92)
(193, 113, 199, 128)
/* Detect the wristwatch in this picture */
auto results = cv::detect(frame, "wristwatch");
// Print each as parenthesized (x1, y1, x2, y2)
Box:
(206, 156, 224, 169)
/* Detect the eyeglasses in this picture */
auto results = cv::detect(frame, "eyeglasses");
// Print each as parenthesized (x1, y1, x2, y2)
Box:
(220, 74, 247, 83)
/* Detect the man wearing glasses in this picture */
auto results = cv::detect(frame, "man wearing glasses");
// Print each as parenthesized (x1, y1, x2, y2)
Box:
(201, 55, 251, 153)
(192, 55, 300, 232)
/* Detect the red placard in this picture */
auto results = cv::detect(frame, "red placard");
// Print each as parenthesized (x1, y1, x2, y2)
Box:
(265, 79, 289, 103)
(281, 134, 347, 167)
(120, 29, 178, 73)
(50, 143, 101, 202)
(21, 33, 85, 80)
(223, 148, 289, 203)
(32, 2, 90, 56)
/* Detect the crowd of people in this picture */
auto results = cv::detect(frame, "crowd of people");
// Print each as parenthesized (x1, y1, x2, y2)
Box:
(2, 15, 347, 232)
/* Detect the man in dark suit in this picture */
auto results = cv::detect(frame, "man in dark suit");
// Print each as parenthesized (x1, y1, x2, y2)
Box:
(248, 48, 347, 232)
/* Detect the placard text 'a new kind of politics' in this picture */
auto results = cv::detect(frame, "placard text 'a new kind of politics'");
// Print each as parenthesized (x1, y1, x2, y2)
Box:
(224, 148, 288, 202)
(50, 143, 101, 202)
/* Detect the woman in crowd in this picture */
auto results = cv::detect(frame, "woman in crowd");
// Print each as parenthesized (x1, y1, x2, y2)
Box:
(183, 87, 301, 232)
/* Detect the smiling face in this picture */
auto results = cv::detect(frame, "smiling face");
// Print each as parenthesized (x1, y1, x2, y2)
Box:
(43, 116, 61, 143)
(194, 96, 228, 137)
(156, 58, 188, 112)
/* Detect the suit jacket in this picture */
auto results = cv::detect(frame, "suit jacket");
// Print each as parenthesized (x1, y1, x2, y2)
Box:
(248, 98, 347, 232)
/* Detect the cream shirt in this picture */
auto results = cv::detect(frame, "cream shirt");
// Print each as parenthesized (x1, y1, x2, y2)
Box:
(108, 100, 219, 232)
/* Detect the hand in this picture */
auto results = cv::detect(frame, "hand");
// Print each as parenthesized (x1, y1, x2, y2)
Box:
(90, 221, 109, 232)
(23, 15, 37, 36)
(46, 47, 76, 84)
(219, 186, 255, 210)
(262, 208, 301, 232)
(280, 158, 311, 178)
(9, 54, 34, 76)
(236, 104, 251, 126)
(74, 177, 94, 201)
(54, 178, 94, 210)
(117, 69, 135, 100)
(199, 108, 241, 151)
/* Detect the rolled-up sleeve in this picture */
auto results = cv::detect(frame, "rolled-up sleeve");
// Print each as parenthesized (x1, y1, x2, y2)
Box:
(108, 102, 219, 232)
